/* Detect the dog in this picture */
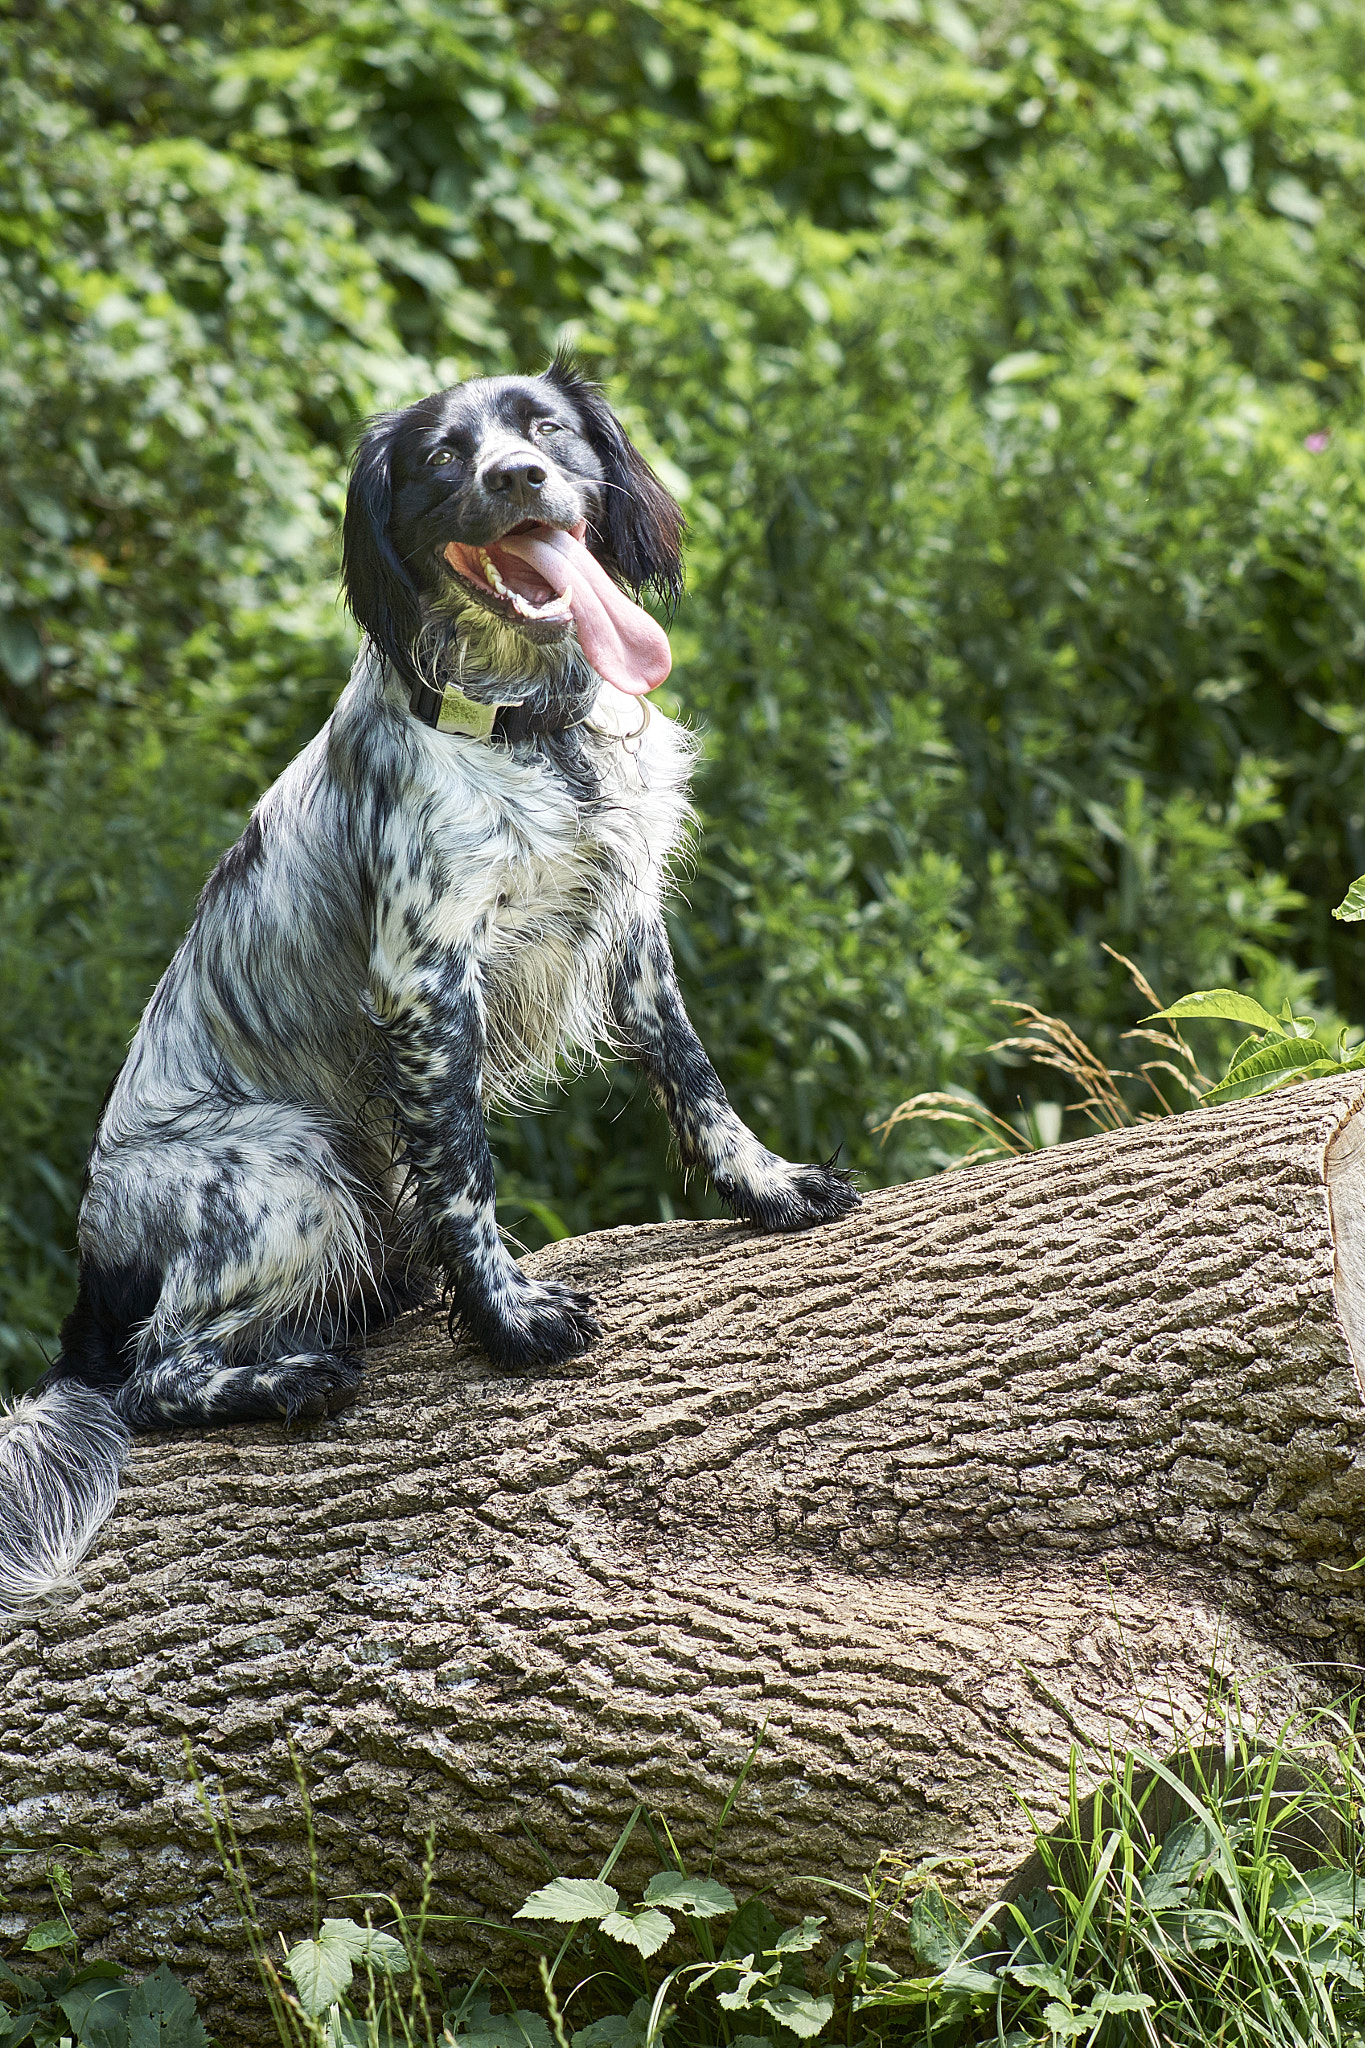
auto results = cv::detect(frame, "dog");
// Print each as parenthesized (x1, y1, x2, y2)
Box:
(0, 353, 859, 1612)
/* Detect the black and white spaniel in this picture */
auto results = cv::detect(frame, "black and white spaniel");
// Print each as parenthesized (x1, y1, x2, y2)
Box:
(0, 354, 858, 1611)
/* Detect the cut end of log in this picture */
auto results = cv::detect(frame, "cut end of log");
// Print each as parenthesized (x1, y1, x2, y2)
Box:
(1326, 1099, 1365, 1402)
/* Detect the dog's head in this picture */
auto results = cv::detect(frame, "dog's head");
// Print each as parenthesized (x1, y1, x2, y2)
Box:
(342, 354, 685, 716)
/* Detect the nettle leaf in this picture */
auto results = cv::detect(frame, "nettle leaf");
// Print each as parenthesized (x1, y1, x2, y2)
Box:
(907, 1890, 966, 1973)
(515, 1879, 620, 1924)
(1085, 1990, 1156, 2017)
(717, 1970, 766, 2010)
(570, 1998, 650, 2048)
(453, 1997, 552, 2048)
(1270, 1867, 1359, 1928)
(774, 1918, 825, 1954)
(723, 1897, 782, 1961)
(321, 1918, 408, 1975)
(1006, 1961, 1068, 1998)
(641, 1874, 736, 1918)
(57, 1976, 134, 2037)
(1334, 875, 1365, 922)
(939, 1961, 1000, 1996)
(123, 1963, 211, 2046)
(598, 1907, 675, 1958)
(1148, 990, 1282, 1033)
(755, 1987, 835, 2038)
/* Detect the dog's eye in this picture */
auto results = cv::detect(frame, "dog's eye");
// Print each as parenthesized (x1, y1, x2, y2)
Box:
(426, 448, 455, 468)
(532, 419, 563, 437)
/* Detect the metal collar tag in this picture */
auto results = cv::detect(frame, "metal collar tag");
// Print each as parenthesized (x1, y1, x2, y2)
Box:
(436, 683, 498, 741)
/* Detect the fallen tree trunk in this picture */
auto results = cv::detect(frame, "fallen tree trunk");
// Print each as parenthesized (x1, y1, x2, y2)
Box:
(4, 1077, 1365, 2038)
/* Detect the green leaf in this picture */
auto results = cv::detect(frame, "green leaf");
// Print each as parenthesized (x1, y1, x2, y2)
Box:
(122, 1964, 210, 2046)
(939, 1961, 1000, 1995)
(570, 1999, 650, 2048)
(641, 1874, 736, 1918)
(598, 1907, 675, 1957)
(722, 1897, 782, 1961)
(0, 617, 42, 688)
(21, 1920, 74, 1953)
(717, 1971, 765, 2012)
(452, 2001, 552, 2048)
(318, 1918, 408, 1974)
(57, 1976, 133, 2037)
(774, 1917, 825, 1954)
(1270, 1867, 1360, 1928)
(987, 351, 1060, 385)
(514, 1878, 620, 1924)
(286, 1930, 361, 2017)
(285, 1918, 407, 2015)
(1334, 875, 1365, 921)
(755, 1987, 835, 2038)
(1084, 1989, 1157, 2016)
(1006, 1961, 1068, 1997)
(1202, 1036, 1339, 1103)
(907, 1890, 970, 1973)
(1147, 990, 1282, 1032)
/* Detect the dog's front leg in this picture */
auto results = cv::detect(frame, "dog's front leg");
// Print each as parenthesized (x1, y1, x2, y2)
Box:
(614, 916, 860, 1231)
(369, 948, 601, 1371)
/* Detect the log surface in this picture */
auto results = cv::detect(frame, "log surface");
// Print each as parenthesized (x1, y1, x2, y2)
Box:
(4, 1077, 1365, 2036)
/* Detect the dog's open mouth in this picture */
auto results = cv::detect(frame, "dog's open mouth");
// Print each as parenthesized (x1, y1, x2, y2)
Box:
(441, 521, 672, 695)
(443, 525, 575, 627)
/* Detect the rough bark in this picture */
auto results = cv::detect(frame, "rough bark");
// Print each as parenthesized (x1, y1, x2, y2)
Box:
(4, 1077, 1365, 2040)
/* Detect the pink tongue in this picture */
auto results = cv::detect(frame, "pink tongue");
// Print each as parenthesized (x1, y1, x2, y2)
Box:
(496, 525, 671, 694)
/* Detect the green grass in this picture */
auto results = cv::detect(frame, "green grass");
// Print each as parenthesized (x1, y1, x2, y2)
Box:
(6, 1709, 1363, 2048)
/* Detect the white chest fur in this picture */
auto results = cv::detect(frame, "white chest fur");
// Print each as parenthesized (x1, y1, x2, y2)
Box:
(405, 688, 695, 1105)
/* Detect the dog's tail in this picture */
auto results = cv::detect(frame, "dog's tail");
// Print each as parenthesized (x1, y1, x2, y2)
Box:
(0, 1380, 130, 1615)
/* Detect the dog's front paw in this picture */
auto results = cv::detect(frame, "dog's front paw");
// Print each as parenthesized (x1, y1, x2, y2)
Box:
(717, 1153, 861, 1233)
(461, 1276, 603, 1373)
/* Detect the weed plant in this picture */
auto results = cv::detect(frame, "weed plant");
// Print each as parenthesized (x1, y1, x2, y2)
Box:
(165, 1709, 1365, 2048)
(0, 1844, 206, 2045)
(7, 1709, 1363, 2045)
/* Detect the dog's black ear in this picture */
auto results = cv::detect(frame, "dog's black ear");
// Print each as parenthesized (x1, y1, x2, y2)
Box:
(546, 350, 685, 617)
(341, 413, 423, 689)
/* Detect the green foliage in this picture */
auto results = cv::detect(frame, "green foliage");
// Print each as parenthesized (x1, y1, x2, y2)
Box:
(240, 1712, 1365, 2048)
(0, 1856, 209, 2047)
(9, 0, 1365, 1382)
(1149, 983, 1365, 1104)
(864, 1722, 1365, 2047)
(286, 1922, 410, 2019)
(1336, 875, 1365, 924)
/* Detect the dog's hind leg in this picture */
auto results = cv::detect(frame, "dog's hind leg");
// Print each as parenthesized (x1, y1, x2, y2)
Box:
(113, 1329, 364, 1432)
(77, 1110, 381, 1432)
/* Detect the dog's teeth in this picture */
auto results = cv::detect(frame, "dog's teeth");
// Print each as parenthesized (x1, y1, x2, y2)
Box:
(476, 549, 573, 622)
(478, 549, 511, 597)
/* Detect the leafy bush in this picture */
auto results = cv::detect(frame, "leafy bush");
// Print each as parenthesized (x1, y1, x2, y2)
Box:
(8, 0, 1365, 1383)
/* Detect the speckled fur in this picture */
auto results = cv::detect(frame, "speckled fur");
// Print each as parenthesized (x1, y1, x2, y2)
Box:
(0, 362, 857, 1612)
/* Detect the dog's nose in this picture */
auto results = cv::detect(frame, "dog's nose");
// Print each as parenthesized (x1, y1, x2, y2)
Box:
(482, 452, 548, 503)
